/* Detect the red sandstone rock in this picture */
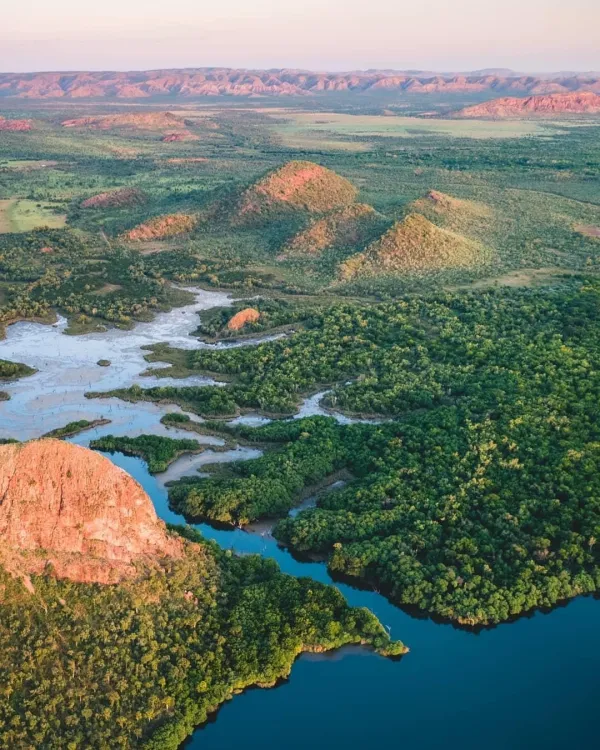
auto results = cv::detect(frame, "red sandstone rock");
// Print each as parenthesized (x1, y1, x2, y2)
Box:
(458, 92, 600, 117)
(0, 440, 182, 584)
(227, 308, 261, 331)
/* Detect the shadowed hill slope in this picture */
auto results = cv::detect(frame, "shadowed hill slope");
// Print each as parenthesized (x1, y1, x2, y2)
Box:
(282, 203, 383, 257)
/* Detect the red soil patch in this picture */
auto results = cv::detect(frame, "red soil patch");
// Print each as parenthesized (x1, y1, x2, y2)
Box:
(575, 224, 600, 238)
(165, 157, 208, 164)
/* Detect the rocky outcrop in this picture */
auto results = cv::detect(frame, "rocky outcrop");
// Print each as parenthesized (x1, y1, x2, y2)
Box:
(61, 112, 186, 130)
(1, 69, 599, 99)
(458, 92, 600, 117)
(161, 130, 199, 142)
(227, 308, 261, 331)
(0, 117, 32, 131)
(0, 439, 182, 584)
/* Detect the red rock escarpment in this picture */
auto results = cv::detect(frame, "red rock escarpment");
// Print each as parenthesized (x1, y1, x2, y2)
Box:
(458, 92, 600, 117)
(0, 439, 182, 584)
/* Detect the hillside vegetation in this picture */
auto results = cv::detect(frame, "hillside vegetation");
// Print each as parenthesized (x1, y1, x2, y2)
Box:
(282, 203, 382, 257)
(123, 214, 198, 241)
(339, 213, 489, 279)
(0, 534, 402, 748)
(81, 188, 148, 210)
(61, 112, 187, 130)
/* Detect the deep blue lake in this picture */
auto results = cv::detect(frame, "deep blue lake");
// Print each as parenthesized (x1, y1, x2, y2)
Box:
(112, 452, 600, 750)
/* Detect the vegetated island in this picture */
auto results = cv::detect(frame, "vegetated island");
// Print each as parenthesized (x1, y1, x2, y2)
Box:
(0, 439, 404, 748)
(0, 358, 37, 401)
(42, 418, 111, 439)
(0, 358, 36, 381)
(90, 433, 207, 473)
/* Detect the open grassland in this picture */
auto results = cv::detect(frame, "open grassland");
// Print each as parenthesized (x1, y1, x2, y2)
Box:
(0, 199, 66, 233)
(270, 111, 564, 151)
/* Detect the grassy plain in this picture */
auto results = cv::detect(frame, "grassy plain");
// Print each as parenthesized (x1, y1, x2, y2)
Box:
(0, 199, 66, 233)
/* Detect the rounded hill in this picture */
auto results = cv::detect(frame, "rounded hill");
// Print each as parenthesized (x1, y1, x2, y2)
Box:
(235, 160, 358, 225)
(81, 187, 148, 209)
(339, 213, 489, 279)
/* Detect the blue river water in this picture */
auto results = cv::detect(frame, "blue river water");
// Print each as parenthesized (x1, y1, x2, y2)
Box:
(111, 453, 600, 750)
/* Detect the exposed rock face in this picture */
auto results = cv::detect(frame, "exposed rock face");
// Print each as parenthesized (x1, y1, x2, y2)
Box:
(0, 117, 32, 131)
(0, 69, 599, 99)
(0, 439, 182, 583)
(458, 92, 600, 117)
(227, 308, 261, 331)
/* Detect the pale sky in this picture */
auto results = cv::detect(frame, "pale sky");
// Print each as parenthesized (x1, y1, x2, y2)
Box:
(1, 0, 599, 73)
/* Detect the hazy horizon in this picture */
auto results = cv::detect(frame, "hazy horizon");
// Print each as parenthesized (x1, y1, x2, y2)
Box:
(2, 0, 598, 74)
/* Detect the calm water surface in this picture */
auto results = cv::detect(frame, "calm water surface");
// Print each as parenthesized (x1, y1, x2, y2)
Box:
(1, 288, 598, 750)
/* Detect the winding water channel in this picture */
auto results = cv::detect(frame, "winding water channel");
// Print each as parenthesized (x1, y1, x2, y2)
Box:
(1, 287, 598, 750)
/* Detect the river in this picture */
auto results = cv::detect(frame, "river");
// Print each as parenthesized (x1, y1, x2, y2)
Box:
(1, 287, 598, 750)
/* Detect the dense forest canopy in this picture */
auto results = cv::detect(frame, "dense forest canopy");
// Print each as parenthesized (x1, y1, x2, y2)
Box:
(130, 280, 600, 625)
(0, 529, 403, 749)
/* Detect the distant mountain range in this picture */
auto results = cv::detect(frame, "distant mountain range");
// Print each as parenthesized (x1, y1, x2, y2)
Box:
(1, 68, 600, 99)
